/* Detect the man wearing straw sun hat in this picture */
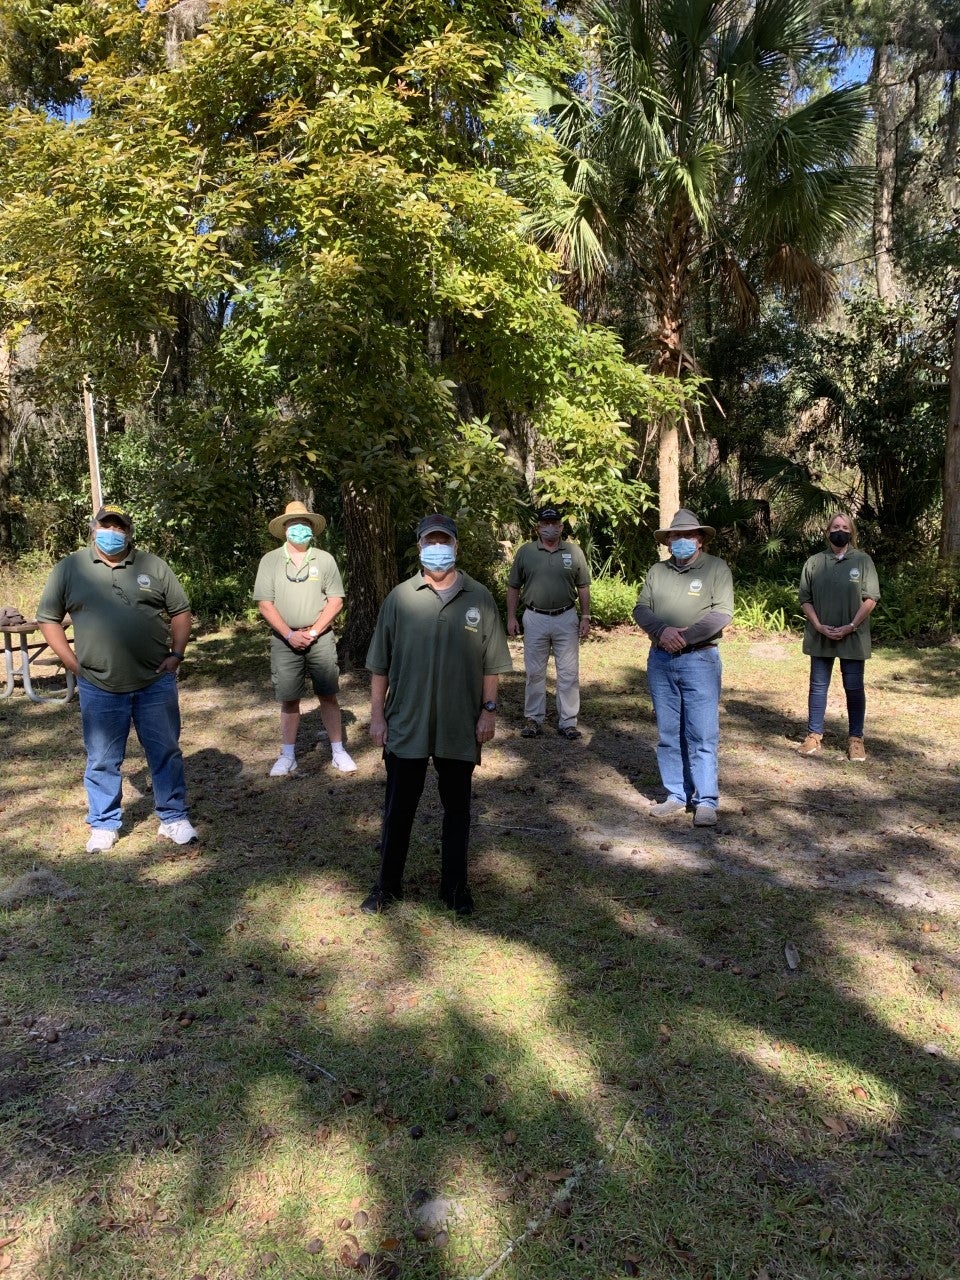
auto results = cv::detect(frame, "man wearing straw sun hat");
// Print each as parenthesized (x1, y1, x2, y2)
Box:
(633, 509, 733, 828)
(254, 501, 356, 777)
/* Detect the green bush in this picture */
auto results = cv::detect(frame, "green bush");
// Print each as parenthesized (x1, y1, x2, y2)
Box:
(590, 574, 640, 627)
(733, 580, 801, 634)
(872, 561, 960, 643)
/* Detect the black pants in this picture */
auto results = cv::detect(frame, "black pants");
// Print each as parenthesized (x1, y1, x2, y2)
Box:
(377, 753, 475, 899)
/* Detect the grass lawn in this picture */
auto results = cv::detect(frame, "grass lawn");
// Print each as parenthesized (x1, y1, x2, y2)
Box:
(1, 616, 959, 1280)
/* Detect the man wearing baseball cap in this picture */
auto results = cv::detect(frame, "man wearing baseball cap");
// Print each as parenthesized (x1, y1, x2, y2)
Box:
(36, 504, 199, 852)
(506, 506, 591, 739)
(361, 513, 512, 916)
(633, 509, 733, 827)
(253, 501, 356, 776)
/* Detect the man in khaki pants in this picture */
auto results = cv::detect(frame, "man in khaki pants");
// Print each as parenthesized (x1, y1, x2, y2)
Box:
(506, 507, 591, 739)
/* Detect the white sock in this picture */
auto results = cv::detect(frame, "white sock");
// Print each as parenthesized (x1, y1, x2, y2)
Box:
(280, 744, 296, 759)
(331, 742, 349, 758)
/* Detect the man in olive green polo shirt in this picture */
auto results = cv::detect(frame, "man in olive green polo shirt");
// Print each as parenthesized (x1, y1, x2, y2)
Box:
(253, 501, 355, 777)
(37, 504, 198, 853)
(633, 509, 734, 828)
(361, 513, 512, 916)
(506, 506, 591, 739)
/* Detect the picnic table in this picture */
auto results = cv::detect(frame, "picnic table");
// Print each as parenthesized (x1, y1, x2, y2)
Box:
(0, 620, 76, 704)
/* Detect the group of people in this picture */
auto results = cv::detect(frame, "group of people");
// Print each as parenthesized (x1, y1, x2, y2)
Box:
(34, 500, 879, 913)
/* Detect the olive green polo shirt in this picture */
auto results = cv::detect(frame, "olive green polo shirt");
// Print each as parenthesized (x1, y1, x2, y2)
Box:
(508, 539, 591, 612)
(635, 552, 734, 636)
(366, 571, 513, 762)
(253, 546, 345, 629)
(799, 549, 881, 659)
(36, 545, 190, 693)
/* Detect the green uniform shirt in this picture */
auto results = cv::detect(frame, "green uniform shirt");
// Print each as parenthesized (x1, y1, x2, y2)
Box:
(636, 553, 734, 637)
(508, 539, 590, 611)
(253, 545, 345, 629)
(36, 545, 190, 693)
(366, 571, 513, 763)
(799, 549, 880, 659)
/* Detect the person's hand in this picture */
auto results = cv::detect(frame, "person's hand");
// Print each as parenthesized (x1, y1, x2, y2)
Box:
(507, 617, 520, 637)
(658, 626, 686, 654)
(156, 654, 182, 674)
(578, 615, 591, 640)
(287, 628, 311, 651)
(476, 709, 496, 744)
(369, 713, 388, 748)
(63, 653, 80, 676)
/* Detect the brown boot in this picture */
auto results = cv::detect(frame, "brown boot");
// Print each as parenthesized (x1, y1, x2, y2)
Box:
(798, 732, 822, 756)
(848, 736, 866, 762)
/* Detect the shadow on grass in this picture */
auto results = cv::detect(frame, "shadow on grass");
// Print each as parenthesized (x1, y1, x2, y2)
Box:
(1, 630, 959, 1279)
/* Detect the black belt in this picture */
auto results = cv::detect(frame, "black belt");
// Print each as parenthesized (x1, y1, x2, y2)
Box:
(525, 605, 574, 617)
(678, 640, 718, 654)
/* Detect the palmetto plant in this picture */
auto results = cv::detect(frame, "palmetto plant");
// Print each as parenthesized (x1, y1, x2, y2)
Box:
(525, 0, 871, 528)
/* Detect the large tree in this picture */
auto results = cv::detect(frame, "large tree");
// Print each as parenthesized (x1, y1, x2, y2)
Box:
(526, 0, 871, 531)
(0, 0, 677, 649)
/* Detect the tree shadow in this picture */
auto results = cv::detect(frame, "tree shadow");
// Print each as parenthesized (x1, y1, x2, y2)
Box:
(1, 634, 959, 1278)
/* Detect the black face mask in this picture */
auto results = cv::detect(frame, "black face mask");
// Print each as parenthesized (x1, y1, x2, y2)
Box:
(829, 530, 852, 548)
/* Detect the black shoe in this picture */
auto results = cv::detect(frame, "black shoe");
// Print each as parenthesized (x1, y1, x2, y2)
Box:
(558, 725, 582, 739)
(441, 889, 475, 917)
(359, 885, 402, 914)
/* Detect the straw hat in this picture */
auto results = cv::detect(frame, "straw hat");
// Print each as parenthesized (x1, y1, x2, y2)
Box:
(268, 501, 327, 540)
(654, 508, 715, 545)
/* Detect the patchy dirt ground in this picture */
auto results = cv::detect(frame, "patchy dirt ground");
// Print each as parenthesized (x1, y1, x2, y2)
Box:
(1, 624, 958, 1280)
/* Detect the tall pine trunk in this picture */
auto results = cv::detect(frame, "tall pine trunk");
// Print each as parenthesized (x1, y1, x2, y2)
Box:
(0, 340, 12, 553)
(872, 43, 898, 303)
(340, 481, 397, 666)
(940, 304, 960, 559)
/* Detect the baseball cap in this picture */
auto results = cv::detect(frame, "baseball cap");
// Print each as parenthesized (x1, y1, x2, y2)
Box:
(537, 506, 563, 523)
(417, 513, 458, 539)
(94, 504, 133, 531)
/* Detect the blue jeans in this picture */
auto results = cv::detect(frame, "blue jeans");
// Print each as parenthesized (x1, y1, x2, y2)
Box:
(647, 646, 721, 810)
(807, 657, 865, 737)
(78, 674, 189, 830)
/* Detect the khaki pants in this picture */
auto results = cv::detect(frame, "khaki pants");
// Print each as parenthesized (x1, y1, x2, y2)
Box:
(522, 607, 580, 728)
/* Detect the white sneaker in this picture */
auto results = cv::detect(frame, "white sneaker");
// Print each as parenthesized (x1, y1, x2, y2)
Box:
(269, 754, 298, 777)
(331, 749, 357, 773)
(85, 828, 118, 853)
(158, 818, 199, 845)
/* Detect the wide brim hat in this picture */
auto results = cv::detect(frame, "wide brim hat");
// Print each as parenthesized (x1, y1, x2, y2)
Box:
(268, 501, 327, 540)
(654, 508, 715, 545)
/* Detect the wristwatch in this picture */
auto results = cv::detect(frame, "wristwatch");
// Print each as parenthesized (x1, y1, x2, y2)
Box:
(481, 700, 497, 712)
(168, 651, 185, 661)
(308, 629, 318, 639)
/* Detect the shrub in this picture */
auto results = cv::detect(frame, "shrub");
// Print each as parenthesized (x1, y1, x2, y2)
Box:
(733, 581, 801, 634)
(590, 574, 639, 627)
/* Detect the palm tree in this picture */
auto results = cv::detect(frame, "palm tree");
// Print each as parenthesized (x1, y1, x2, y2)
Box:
(525, 0, 871, 528)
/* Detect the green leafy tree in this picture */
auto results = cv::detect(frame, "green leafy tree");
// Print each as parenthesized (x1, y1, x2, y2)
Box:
(0, 0, 680, 648)
(524, 0, 871, 531)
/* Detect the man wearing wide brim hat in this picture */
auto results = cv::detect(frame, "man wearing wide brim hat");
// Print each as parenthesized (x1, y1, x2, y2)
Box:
(633, 508, 733, 828)
(253, 502, 356, 776)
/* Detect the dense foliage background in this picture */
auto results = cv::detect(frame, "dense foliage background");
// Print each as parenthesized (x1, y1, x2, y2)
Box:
(1, 0, 959, 646)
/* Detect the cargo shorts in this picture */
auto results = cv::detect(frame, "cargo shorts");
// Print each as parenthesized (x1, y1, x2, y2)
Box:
(269, 631, 340, 701)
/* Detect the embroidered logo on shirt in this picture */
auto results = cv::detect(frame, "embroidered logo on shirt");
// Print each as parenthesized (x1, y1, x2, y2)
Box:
(137, 574, 152, 589)
(562, 552, 573, 568)
(464, 606, 481, 630)
(849, 568, 861, 581)
(309, 564, 319, 578)
(688, 578, 703, 595)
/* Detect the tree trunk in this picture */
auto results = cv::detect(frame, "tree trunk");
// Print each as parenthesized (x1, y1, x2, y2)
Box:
(873, 43, 898, 303)
(0, 339, 12, 553)
(340, 480, 397, 666)
(940, 304, 960, 559)
(657, 411, 680, 557)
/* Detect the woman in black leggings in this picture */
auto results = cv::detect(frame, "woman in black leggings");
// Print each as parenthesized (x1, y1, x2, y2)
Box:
(797, 513, 880, 762)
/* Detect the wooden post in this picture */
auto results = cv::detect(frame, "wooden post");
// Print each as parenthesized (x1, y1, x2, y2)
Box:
(82, 376, 103, 514)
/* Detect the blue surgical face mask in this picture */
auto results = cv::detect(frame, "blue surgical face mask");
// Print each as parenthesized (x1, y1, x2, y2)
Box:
(95, 529, 129, 556)
(670, 537, 698, 561)
(420, 543, 457, 572)
(285, 524, 314, 545)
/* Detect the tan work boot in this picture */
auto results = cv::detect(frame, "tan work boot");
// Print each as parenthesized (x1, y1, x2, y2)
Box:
(798, 732, 822, 756)
(848, 736, 866, 762)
